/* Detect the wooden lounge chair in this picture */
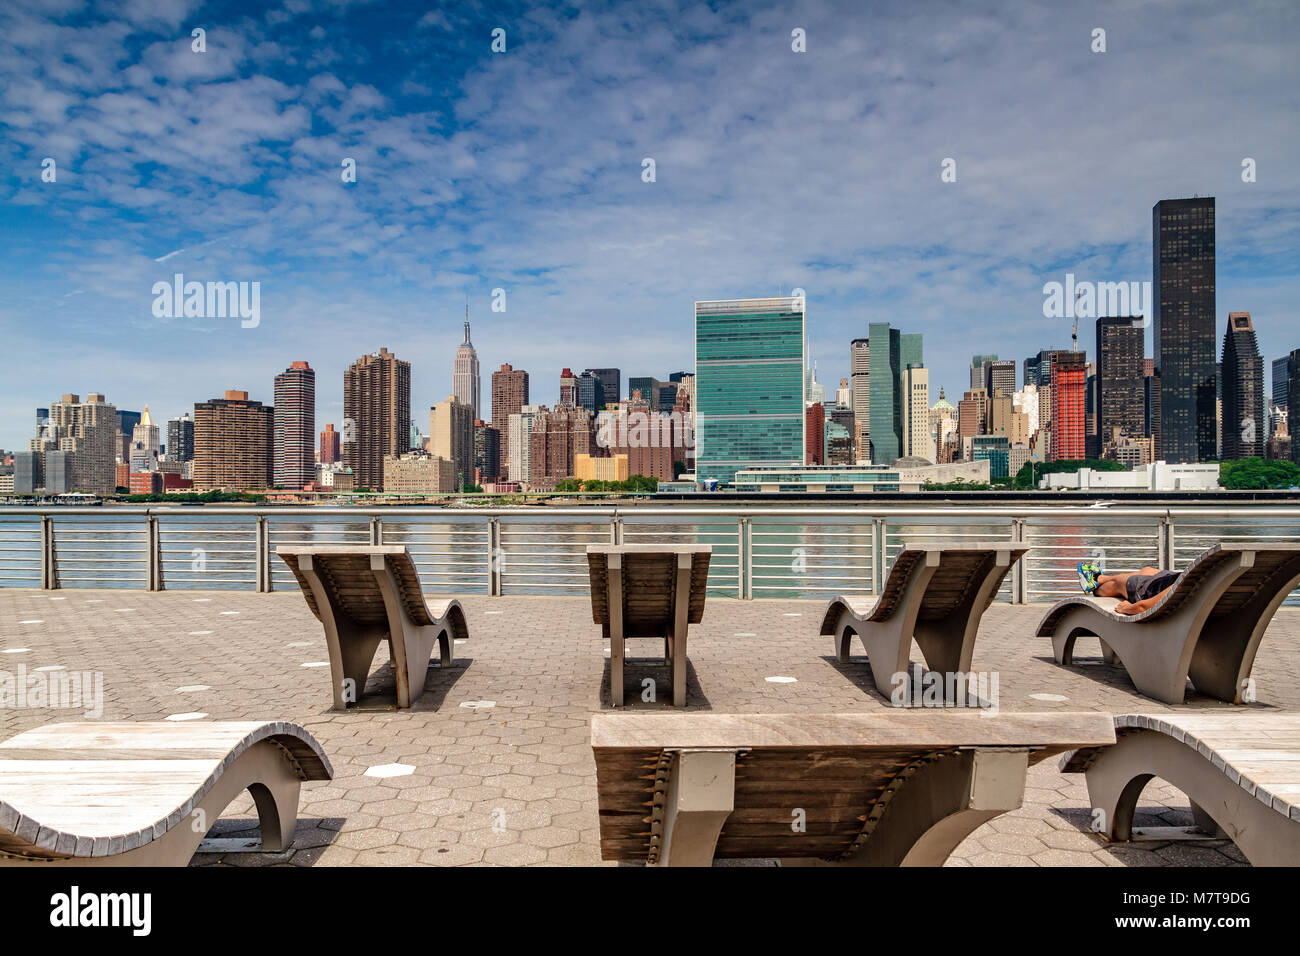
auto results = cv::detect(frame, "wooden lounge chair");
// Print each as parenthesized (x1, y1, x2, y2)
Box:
(1036, 544, 1300, 704)
(1061, 714, 1300, 867)
(278, 545, 469, 709)
(592, 711, 1115, 866)
(0, 721, 332, 866)
(587, 545, 711, 707)
(819, 544, 1028, 699)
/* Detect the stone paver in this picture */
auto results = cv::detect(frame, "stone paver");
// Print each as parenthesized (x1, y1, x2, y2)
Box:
(3, 589, 1295, 866)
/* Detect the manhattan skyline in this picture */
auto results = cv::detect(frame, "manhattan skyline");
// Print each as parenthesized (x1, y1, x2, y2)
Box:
(2, 0, 1299, 451)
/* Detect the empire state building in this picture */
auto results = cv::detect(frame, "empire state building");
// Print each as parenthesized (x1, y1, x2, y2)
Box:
(453, 306, 481, 420)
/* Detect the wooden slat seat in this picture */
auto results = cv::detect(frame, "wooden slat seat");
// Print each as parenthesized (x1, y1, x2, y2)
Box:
(593, 711, 1115, 866)
(1061, 714, 1300, 866)
(278, 546, 469, 709)
(1036, 544, 1300, 703)
(0, 721, 332, 866)
(587, 545, 711, 708)
(820, 544, 1028, 700)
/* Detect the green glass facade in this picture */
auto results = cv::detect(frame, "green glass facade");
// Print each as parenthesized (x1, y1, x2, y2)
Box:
(866, 323, 922, 465)
(695, 297, 805, 484)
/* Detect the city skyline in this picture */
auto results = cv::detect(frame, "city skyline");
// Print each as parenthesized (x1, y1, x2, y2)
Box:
(2, 1, 1298, 451)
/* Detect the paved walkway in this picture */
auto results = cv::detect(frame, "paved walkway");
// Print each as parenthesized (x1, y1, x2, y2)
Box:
(4, 588, 1294, 866)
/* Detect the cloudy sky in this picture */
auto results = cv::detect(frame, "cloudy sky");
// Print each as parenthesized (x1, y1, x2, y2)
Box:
(2, 0, 1298, 450)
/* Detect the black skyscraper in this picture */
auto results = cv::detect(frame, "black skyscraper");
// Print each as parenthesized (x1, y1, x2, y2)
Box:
(1221, 313, 1264, 460)
(1095, 316, 1145, 444)
(1153, 197, 1216, 462)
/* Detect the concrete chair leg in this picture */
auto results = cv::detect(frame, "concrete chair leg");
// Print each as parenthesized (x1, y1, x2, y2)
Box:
(652, 750, 737, 866)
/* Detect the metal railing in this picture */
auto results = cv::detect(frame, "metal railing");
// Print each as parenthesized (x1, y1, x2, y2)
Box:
(1, 504, 1298, 603)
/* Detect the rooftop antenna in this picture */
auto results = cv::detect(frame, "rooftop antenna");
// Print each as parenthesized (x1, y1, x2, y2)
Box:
(1072, 288, 1081, 352)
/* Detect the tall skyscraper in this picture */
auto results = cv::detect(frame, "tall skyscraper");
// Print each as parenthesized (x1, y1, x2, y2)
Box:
(984, 360, 1016, 397)
(491, 363, 529, 475)
(695, 296, 805, 484)
(901, 365, 933, 461)
(627, 376, 660, 409)
(1221, 312, 1265, 460)
(1050, 353, 1088, 462)
(1289, 350, 1300, 467)
(850, 338, 869, 461)
(344, 348, 411, 491)
(273, 361, 315, 490)
(1095, 317, 1145, 445)
(585, 368, 621, 404)
(474, 420, 501, 483)
(193, 390, 274, 491)
(430, 396, 475, 491)
(319, 423, 340, 464)
(805, 402, 825, 465)
(1153, 197, 1216, 462)
(576, 371, 605, 412)
(167, 413, 194, 463)
(453, 307, 481, 421)
(970, 354, 998, 391)
(1272, 356, 1291, 409)
(868, 323, 922, 465)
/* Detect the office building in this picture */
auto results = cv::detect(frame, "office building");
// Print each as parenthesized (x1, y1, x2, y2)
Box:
(576, 371, 605, 413)
(383, 453, 456, 495)
(453, 309, 481, 420)
(192, 390, 274, 491)
(901, 364, 933, 461)
(850, 338, 870, 457)
(970, 435, 1010, 479)
(1291, 351, 1300, 467)
(475, 420, 501, 483)
(1153, 197, 1216, 462)
(575, 453, 629, 482)
(1221, 312, 1265, 460)
(868, 323, 922, 465)
(627, 376, 660, 410)
(272, 361, 315, 490)
(167, 414, 194, 463)
(1095, 316, 1145, 444)
(732, 459, 989, 493)
(984, 360, 1016, 397)
(585, 368, 621, 404)
(319, 423, 340, 464)
(970, 354, 998, 391)
(694, 297, 805, 484)
(344, 348, 411, 491)
(1273, 356, 1291, 410)
(430, 395, 475, 491)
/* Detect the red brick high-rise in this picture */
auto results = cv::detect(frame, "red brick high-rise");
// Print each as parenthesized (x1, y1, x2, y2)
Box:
(273, 361, 315, 490)
(319, 423, 340, 464)
(805, 403, 825, 465)
(529, 406, 594, 484)
(1050, 353, 1088, 462)
(344, 348, 411, 491)
(491, 363, 529, 474)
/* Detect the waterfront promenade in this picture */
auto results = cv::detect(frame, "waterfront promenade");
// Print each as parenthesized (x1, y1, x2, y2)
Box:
(5, 588, 1296, 866)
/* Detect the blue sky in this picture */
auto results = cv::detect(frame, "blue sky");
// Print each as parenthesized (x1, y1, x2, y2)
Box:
(2, 0, 1299, 450)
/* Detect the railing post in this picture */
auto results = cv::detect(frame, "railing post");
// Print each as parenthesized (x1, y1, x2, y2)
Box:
(147, 514, 161, 591)
(612, 516, 623, 545)
(256, 515, 269, 592)
(1010, 518, 1025, 604)
(872, 517, 885, 595)
(1159, 515, 1176, 569)
(41, 514, 56, 590)
(738, 517, 751, 599)
(488, 516, 501, 596)
(370, 515, 382, 546)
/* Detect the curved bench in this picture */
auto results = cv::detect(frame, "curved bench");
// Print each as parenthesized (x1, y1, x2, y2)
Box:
(1037, 544, 1300, 703)
(593, 711, 1115, 866)
(0, 721, 333, 866)
(279, 546, 470, 709)
(1061, 714, 1300, 867)
(820, 544, 1027, 700)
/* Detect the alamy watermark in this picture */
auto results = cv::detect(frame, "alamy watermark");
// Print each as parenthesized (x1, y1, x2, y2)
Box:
(1042, 273, 1150, 323)
(890, 669, 999, 712)
(1, 664, 104, 717)
(152, 272, 260, 328)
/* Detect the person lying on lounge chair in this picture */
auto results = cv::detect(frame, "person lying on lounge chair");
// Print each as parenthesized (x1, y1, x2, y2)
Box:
(1076, 562, 1180, 616)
